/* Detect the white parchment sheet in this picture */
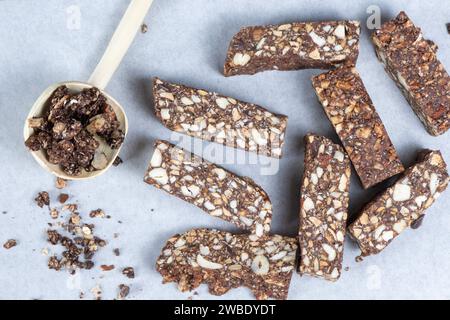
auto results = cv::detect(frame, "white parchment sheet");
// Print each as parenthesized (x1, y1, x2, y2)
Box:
(0, 0, 449, 299)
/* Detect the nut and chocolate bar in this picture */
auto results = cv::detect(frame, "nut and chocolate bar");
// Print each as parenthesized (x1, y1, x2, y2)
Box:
(224, 20, 360, 76)
(144, 140, 272, 236)
(348, 150, 449, 257)
(312, 66, 404, 189)
(156, 228, 297, 300)
(298, 134, 351, 281)
(372, 12, 450, 136)
(153, 78, 288, 158)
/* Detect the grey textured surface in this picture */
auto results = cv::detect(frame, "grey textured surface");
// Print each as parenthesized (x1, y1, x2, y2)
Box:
(0, 0, 449, 300)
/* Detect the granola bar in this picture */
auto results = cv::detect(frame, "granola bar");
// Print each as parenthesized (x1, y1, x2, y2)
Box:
(372, 12, 450, 136)
(312, 66, 404, 189)
(348, 150, 449, 257)
(144, 140, 272, 236)
(153, 78, 288, 158)
(298, 134, 351, 281)
(224, 20, 360, 76)
(156, 228, 297, 300)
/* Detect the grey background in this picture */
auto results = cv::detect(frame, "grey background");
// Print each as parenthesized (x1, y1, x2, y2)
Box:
(0, 0, 449, 300)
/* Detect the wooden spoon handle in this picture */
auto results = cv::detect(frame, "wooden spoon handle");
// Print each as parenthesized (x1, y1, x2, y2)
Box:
(88, 0, 153, 89)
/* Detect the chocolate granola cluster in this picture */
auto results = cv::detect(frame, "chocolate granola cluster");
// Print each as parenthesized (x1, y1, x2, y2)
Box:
(25, 86, 124, 175)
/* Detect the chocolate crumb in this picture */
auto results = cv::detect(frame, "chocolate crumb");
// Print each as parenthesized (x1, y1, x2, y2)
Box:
(411, 215, 425, 229)
(89, 209, 106, 218)
(100, 264, 115, 271)
(344, 266, 350, 272)
(118, 284, 130, 299)
(447, 23, 450, 34)
(113, 248, 120, 256)
(48, 256, 62, 270)
(59, 193, 69, 204)
(141, 23, 148, 33)
(355, 255, 364, 263)
(47, 230, 61, 245)
(35, 191, 50, 208)
(2, 211, 7, 214)
(56, 178, 67, 189)
(122, 267, 135, 279)
(113, 156, 123, 167)
(3, 239, 17, 249)
(50, 208, 59, 219)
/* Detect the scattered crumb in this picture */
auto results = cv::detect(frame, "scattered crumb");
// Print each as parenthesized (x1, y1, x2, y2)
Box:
(122, 267, 135, 279)
(150, 209, 154, 212)
(91, 284, 102, 300)
(113, 248, 120, 256)
(63, 204, 78, 213)
(46, 213, 105, 272)
(89, 209, 106, 218)
(56, 178, 67, 189)
(141, 23, 148, 33)
(118, 284, 130, 299)
(2, 211, 7, 215)
(35, 191, 50, 208)
(79, 291, 85, 299)
(100, 264, 115, 271)
(114, 233, 119, 238)
(344, 266, 350, 272)
(41, 248, 49, 256)
(355, 255, 364, 263)
(3, 239, 17, 249)
(58, 193, 69, 204)
(50, 208, 59, 219)
(113, 156, 123, 167)
(447, 23, 450, 34)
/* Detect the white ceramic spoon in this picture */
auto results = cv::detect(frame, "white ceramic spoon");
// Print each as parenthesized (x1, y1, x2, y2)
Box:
(24, 0, 153, 180)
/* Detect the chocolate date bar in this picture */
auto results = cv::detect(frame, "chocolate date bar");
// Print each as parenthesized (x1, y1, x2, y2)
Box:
(298, 134, 351, 281)
(144, 140, 272, 236)
(348, 150, 449, 257)
(372, 12, 450, 136)
(153, 78, 288, 158)
(156, 228, 297, 300)
(224, 20, 360, 76)
(312, 66, 404, 189)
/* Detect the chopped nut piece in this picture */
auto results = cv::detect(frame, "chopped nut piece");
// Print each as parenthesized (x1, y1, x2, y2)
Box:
(122, 267, 135, 279)
(35, 191, 50, 208)
(153, 78, 288, 158)
(91, 285, 102, 300)
(58, 193, 69, 204)
(144, 140, 272, 236)
(224, 20, 360, 76)
(348, 150, 449, 257)
(298, 134, 351, 281)
(100, 264, 115, 271)
(50, 208, 59, 219)
(312, 66, 404, 189)
(156, 228, 297, 300)
(3, 239, 17, 249)
(372, 12, 450, 136)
